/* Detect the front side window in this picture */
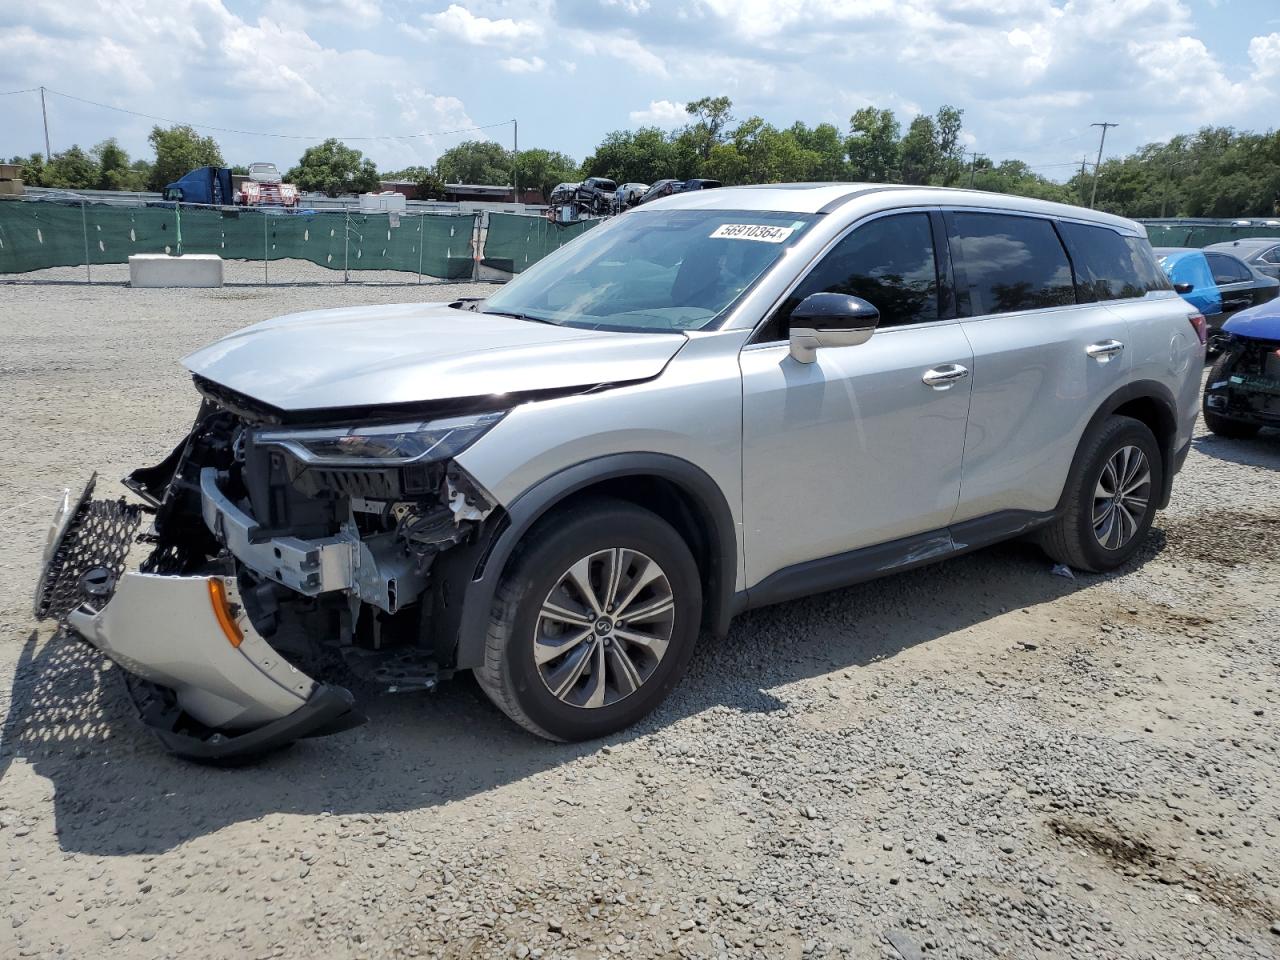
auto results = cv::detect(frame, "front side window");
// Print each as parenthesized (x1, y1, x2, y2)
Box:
(1058, 221, 1162, 302)
(765, 212, 940, 339)
(482, 208, 815, 332)
(947, 211, 1075, 316)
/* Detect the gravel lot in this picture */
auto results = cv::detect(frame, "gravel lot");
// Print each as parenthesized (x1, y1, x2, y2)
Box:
(1, 282, 1278, 960)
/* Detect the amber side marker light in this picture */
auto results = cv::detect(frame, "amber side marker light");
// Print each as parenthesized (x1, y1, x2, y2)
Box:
(208, 579, 244, 648)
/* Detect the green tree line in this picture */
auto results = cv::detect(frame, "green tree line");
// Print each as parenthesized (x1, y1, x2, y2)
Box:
(9, 103, 1280, 218)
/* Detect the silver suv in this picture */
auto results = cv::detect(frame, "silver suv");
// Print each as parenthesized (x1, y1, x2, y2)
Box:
(37, 184, 1205, 759)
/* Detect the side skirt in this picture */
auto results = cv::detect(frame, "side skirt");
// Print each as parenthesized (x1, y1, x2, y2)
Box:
(740, 509, 1054, 613)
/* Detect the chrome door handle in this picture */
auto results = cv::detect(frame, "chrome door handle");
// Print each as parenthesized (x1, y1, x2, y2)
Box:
(1086, 340, 1125, 362)
(922, 363, 970, 389)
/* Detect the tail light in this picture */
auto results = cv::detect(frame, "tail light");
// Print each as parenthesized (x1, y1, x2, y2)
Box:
(1188, 313, 1207, 345)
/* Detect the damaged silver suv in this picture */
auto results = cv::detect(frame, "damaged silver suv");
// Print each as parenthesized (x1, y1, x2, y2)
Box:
(36, 184, 1204, 759)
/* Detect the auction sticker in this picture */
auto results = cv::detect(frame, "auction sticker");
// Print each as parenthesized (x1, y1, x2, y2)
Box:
(710, 223, 795, 243)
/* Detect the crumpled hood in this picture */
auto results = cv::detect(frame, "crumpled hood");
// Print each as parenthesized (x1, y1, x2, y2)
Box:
(1224, 300, 1280, 341)
(183, 302, 687, 411)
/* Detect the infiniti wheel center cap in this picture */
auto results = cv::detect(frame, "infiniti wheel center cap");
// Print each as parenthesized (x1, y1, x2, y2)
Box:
(595, 618, 613, 635)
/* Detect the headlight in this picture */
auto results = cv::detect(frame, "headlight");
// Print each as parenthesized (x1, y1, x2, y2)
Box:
(254, 411, 505, 466)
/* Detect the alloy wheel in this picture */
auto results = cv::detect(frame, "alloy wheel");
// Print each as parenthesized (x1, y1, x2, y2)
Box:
(534, 548, 675, 709)
(1092, 445, 1151, 551)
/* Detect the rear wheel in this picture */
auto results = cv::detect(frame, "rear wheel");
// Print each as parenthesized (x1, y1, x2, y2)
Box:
(1039, 415, 1163, 573)
(475, 498, 702, 741)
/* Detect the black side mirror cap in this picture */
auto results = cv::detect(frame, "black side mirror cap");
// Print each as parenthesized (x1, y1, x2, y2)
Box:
(1173, 282, 1194, 294)
(790, 292, 881, 330)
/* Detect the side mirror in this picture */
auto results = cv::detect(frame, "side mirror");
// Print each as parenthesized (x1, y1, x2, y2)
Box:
(1173, 282, 1194, 294)
(788, 293, 880, 363)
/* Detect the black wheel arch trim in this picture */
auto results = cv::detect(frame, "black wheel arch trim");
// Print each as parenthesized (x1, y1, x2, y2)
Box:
(440, 453, 739, 671)
(1064, 379, 1181, 512)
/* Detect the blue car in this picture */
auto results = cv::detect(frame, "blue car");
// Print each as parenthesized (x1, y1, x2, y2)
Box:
(1202, 298, 1280, 437)
(1156, 247, 1280, 349)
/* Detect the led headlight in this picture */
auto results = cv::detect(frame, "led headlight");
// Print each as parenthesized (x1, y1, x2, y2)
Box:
(254, 411, 505, 467)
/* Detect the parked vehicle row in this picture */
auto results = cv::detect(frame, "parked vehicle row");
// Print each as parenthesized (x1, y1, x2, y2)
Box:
(36, 183, 1204, 762)
(547, 177, 724, 223)
(1156, 246, 1280, 349)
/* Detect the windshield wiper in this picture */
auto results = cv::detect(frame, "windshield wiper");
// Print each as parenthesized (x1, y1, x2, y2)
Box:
(480, 309, 560, 327)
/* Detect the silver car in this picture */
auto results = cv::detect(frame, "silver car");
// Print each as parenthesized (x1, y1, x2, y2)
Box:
(36, 184, 1205, 758)
(1203, 238, 1280, 282)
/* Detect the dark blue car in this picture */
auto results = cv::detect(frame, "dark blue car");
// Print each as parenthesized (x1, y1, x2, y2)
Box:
(1203, 298, 1280, 437)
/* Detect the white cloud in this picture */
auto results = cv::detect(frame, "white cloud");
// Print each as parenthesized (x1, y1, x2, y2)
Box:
(1249, 32, 1280, 80)
(420, 3, 541, 46)
(628, 99, 687, 127)
(498, 55, 546, 73)
(568, 30, 667, 76)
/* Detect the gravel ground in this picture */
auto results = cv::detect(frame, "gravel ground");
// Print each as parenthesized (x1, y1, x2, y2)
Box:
(1, 283, 1278, 960)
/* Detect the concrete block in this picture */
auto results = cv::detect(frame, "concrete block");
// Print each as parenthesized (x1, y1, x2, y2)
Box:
(0, 163, 20, 180)
(0, 179, 24, 196)
(129, 253, 224, 288)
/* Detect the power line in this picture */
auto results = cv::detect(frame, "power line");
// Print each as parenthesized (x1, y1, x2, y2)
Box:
(38, 87, 513, 142)
(0, 87, 40, 96)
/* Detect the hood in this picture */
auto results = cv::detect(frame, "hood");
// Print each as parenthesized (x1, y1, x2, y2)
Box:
(1224, 300, 1280, 341)
(183, 302, 687, 411)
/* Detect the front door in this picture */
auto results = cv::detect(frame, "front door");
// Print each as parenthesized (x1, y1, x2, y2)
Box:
(740, 211, 973, 588)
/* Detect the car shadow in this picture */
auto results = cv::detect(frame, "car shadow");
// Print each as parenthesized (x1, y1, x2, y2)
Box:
(1191, 429, 1280, 469)
(0, 538, 1147, 856)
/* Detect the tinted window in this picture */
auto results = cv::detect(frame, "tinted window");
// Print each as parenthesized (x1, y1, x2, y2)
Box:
(947, 212, 1075, 316)
(771, 213, 939, 336)
(1123, 238, 1174, 292)
(1206, 253, 1252, 284)
(1260, 246, 1280, 265)
(1058, 221, 1161, 301)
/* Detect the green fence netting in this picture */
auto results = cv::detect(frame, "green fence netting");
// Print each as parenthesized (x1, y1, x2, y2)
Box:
(1143, 224, 1280, 249)
(0, 201, 478, 279)
(481, 213, 599, 273)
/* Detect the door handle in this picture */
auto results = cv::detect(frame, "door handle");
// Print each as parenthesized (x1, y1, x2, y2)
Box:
(922, 363, 970, 389)
(1085, 340, 1125, 362)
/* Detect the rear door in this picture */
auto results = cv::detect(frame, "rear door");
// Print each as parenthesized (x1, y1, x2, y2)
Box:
(945, 210, 1130, 521)
(1206, 252, 1269, 311)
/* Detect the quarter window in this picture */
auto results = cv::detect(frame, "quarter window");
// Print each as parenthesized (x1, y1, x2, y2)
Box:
(1058, 221, 1163, 301)
(770, 212, 940, 338)
(946, 212, 1076, 316)
(1206, 253, 1252, 285)
(1259, 246, 1280, 265)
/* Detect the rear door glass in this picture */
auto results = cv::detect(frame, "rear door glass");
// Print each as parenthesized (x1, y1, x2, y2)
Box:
(1058, 221, 1162, 301)
(945, 211, 1076, 316)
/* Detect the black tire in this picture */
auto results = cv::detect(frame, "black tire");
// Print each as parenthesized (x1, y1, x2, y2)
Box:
(1039, 415, 1164, 573)
(474, 498, 702, 742)
(1203, 411, 1261, 439)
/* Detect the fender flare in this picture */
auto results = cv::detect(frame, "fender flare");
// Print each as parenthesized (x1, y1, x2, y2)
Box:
(438, 453, 739, 671)
(1059, 379, 1181, 513)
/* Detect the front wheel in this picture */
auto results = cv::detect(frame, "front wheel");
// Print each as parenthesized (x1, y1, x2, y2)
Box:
(1039, 415, 1163, 573)
(475, 498, 702, 741)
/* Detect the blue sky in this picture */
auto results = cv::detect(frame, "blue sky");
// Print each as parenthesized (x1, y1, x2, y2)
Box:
(3, 1, 1278, 181)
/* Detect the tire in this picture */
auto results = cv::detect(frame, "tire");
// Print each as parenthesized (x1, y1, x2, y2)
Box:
(1204, 411, 1261, 439)
(474, 498, 702, 742)
(1039, 415, 1164, 573)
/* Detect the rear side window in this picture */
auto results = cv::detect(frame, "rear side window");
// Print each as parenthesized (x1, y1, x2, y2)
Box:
(946, 212, 1075, 316)
(1205, 253, 1252, 284)
(1123, 237, 1173, 292)
(1260, 246, 1280, 265)
(771, 212, 940, 336)
(1058, 222, 1166, 301)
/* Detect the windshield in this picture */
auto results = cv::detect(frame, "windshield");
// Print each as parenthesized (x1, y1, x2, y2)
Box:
(482, 209, 816, 332)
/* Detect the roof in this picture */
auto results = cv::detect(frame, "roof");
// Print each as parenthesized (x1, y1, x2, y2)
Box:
(649, 182, 1144, 234)
(1205, 238, 1280, 252)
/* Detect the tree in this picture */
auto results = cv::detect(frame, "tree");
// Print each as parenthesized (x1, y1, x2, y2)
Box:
(91, 138, 148, 192)
(434, 140, 512, 186)
(8, 153, 46, 186)
(286, 139, 379, 196)
(933, 105, 965, 186)
(43, 145, 98, 190)
(846, 108, 900, 182)
(787, 122, 848, 180)
(147, 125, 224, 192)
(514, 148, 580, 200)
(681, 96, 734, 161)
(384, 165, 446, 200)
(582, 127, 675, 184)
(899, 115, 940, 184)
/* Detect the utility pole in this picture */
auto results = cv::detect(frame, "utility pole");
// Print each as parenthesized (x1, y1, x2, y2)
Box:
(967, 151, 981, 189)
(1078, 156, 1089, 206)
(512, 118, 519, 203)
(40, 86, 51, 161)
(1089, 122, 1118, 209)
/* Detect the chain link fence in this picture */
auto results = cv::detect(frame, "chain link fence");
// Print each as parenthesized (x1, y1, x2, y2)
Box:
(0, 195, 599, 285)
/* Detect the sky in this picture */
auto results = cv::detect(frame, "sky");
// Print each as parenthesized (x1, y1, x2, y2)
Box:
(2, 0, 1278, 182)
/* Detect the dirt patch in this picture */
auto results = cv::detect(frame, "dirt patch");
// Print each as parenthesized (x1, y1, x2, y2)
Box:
(1050, 819, 1275, 921)
(1156, 509, 1280, 567)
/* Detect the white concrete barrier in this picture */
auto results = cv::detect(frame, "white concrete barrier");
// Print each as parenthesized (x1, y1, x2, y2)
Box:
(129, 254, 224, 288)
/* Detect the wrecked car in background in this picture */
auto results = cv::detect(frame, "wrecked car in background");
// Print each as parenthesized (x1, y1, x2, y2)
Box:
(1203, 298, 1280, 438)
(36, 184, 1201, 761)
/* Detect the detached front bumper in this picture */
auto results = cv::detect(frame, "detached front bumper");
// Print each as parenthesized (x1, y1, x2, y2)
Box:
(67, 572, 363, 760)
